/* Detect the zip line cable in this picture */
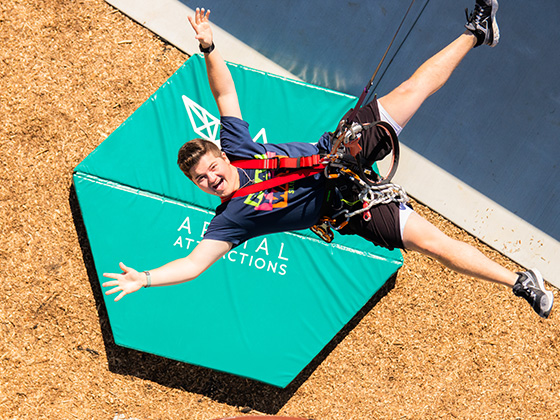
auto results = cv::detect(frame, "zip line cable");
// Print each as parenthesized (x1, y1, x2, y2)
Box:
(366, 0, 431, 104)
(345, 0, 419, 124)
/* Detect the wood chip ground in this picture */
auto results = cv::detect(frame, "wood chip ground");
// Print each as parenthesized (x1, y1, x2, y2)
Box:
(1, 1, 558, 419)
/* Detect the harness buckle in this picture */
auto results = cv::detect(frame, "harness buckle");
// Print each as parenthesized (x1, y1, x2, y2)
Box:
(269, 156, 282, 170)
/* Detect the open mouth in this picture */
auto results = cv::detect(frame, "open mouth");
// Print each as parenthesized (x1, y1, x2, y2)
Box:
(212, 178, 224, 192)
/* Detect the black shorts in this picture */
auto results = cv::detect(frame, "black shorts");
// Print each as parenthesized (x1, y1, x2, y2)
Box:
(325, 99, 407, 250)
(338, 201, 407, 250)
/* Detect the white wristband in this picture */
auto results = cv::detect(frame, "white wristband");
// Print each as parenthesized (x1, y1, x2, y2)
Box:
(143, 271, 151, 288)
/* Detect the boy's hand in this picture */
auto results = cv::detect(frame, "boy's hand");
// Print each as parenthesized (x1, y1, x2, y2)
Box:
(103, 262, 145, 302)
(188, 7, 213, 49)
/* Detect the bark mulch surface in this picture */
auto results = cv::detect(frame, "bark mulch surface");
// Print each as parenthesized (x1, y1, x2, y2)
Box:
(1, 1, 558, 419)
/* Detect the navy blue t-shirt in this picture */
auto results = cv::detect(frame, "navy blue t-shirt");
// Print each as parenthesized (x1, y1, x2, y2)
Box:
(203, 116, 331, 246)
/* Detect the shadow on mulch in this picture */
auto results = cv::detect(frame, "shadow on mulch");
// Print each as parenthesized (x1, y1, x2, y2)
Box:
(68, 183, 396, 415)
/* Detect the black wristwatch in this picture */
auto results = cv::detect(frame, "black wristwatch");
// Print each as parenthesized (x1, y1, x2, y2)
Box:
(199, 42, 215, 54)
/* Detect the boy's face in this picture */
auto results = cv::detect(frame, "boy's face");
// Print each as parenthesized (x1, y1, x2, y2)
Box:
(189, 151, 239, 197)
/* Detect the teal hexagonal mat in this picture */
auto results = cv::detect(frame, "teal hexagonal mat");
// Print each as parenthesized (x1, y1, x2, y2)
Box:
(73, 55, 403, 387)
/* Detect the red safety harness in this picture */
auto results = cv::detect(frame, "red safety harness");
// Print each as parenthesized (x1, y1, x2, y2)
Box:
(222, 118, 400, 203)
(222, 154, 327, 201)
(219, 120, 407, 243)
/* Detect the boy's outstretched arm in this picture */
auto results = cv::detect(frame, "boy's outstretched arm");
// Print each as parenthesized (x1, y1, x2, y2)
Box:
(188, 7, 242, 119)
(102, 239, 232, 301)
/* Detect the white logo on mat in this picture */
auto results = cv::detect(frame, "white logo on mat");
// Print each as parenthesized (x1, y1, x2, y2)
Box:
(181, 94, 267, 144)
(182, 95, 221, 144)
(253, 127, 268, 144)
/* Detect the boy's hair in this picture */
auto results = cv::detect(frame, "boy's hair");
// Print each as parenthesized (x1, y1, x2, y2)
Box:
(177, 138, 222, 180)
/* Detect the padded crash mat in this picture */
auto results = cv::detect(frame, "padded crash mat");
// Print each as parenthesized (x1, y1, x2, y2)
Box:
(73, 55, 403, 387)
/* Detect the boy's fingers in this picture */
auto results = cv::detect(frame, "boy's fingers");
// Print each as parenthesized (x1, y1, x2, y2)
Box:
(102, 280, 118, 288)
